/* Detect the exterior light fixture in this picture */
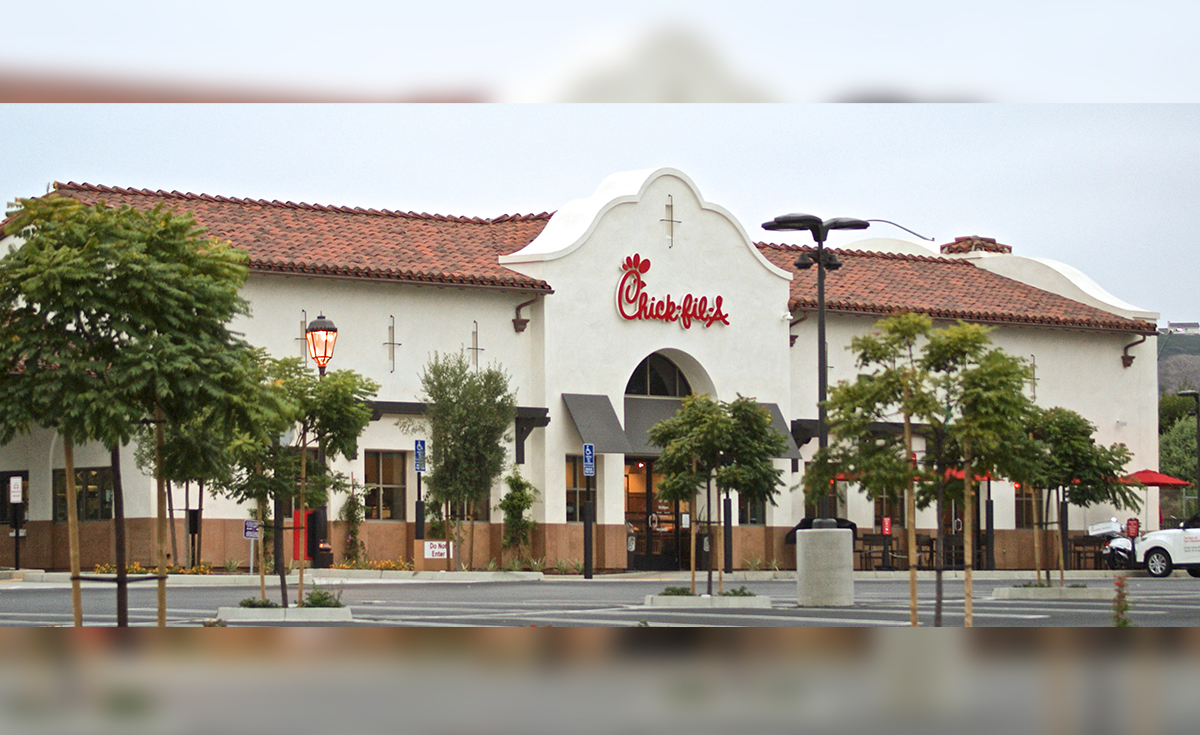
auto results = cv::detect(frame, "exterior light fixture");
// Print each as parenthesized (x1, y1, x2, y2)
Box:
(763, 214, 869, 516)
(305, 314, 338, 377)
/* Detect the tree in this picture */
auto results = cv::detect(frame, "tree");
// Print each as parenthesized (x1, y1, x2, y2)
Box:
(921, 322, 1032, 626)
(497, 468, 539, 562)
(1160, 415, 1197, 519)
(810, 312, 937, 626)
(1000, 406, 1138, 584)
(816, 314, 1032, 626)
(0, 195, 257, 626)
(649, 393, 786, 593)
(418, 352, 515, 570)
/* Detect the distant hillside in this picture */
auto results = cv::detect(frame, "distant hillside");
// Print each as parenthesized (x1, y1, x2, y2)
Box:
(1160, 333, 1200, 393)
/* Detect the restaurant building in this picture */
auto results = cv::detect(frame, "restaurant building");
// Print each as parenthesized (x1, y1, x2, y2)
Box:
(0, 168, 1160, 571)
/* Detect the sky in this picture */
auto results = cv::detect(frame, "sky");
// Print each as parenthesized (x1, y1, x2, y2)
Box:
(4, 104, 1196, 325)
(1, 2, 1197, 325)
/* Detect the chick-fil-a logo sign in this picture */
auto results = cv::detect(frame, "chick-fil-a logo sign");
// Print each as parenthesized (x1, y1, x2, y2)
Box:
(617, 254, 729, 329)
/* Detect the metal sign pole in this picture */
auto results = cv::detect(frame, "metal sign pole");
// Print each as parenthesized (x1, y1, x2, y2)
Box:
(583, 444, 595, 580)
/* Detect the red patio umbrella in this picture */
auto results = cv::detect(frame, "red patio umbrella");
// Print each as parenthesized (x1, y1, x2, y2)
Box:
(1122, 469, 1193, 487)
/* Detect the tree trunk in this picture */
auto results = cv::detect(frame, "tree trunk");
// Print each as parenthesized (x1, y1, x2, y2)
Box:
(154, 405, 168, 627)
(444, 501, 452, 572)
(903, 414, 918, 627)
(274, 491, 288, 607)
(1056, 489, 1066, 587)
(934, 471, 944, 628)
(167, 481, 178, 569)
(197, 480, 205, 568)
(64, 437, 82, 627)
(468, 513, 477, 572)
(1033, 485, 1043, 582)
(298, 437, 307, 605)
(690, 491, 698, 595)
(963, 442, 975, 628)
(111, 445, 128, 628)
(257, 498, 267, 602)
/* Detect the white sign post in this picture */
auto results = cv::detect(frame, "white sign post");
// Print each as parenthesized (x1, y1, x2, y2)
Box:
(243, 520, 261, 575)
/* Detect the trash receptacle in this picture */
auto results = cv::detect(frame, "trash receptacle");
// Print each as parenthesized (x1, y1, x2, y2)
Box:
(313, 541, 333, 569)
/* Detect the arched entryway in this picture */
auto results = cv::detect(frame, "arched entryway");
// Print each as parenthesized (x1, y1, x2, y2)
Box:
(623, 351, 709, 571)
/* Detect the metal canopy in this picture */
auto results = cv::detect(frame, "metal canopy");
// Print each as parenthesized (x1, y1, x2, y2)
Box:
(624, 397, 800, 460)
(562, 394, 633, 454)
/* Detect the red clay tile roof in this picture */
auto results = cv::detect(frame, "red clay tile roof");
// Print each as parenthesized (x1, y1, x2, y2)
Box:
(51, 182, 553, 293)
(756, 243, 1155, 333)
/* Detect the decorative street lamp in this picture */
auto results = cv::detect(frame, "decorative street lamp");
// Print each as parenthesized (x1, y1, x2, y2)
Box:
(305, 314, 338, 377)
(762, 214, 869, 516)
(1179, 389, 1200, 517)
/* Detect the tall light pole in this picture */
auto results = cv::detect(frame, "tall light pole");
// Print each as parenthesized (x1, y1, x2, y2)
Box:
(1179, 390, 1200, 517)
(762, 214, 869, 517)
(300, 314, 338, 597)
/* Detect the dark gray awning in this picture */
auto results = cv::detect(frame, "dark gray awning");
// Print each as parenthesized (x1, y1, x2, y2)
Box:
(624, 397, 800, 459)
(761, 403, 803, 459)
(623, 396, 684, 457)
(562, 394, 633, 454)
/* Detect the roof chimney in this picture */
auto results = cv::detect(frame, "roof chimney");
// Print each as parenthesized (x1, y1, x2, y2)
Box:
(940, 236, 1012, 255)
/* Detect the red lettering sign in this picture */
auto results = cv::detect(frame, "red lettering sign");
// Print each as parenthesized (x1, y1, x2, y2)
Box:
(1126, 518, 1139, 538)
(882, 516, 892, 536)
(616, 254, 729, 329)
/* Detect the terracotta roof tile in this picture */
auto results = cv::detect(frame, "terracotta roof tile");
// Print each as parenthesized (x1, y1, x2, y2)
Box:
(756, 243, 1154, 333)
(50, 182, 553, 293)
(940, 235, 1012, 254)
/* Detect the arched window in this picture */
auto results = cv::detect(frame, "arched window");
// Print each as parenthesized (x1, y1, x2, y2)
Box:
(625, 353, 692, 397)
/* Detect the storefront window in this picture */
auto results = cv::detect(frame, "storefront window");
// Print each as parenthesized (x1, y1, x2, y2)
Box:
(873, 493, 905, 530)
(0, 472, 28, 525)
(364, 451, 406, 520)
(625, 353, 691, 397)
(53, 467, 114, 522)
(738, 495, 765, 525)
(1014, 483, 1035, 529)
(565, 456, 587, 522)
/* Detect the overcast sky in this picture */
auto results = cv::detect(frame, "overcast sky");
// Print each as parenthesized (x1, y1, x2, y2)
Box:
(1, 2, 1197, 326)
(3, 104, 1196, 325)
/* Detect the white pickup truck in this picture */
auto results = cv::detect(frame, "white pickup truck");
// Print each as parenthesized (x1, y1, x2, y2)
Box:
(1135, 513, 1200, 578)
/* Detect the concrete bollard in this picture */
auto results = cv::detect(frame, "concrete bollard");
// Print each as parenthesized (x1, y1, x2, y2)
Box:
(796, 528, 854, 607)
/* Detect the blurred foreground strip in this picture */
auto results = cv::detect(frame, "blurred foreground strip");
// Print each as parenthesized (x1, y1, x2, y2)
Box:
(0, 628, 1196, 734)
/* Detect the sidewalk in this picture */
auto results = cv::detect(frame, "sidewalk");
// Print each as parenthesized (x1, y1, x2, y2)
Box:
(0, 567, 1149, 587)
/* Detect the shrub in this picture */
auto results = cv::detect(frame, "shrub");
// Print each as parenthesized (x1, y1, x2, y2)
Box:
(223, 559, 242, 573)
(721, 585, 755, 597)
(660, 586, 693, 596)
(304, 586, 344, 608)
(238, 597, 281, 608)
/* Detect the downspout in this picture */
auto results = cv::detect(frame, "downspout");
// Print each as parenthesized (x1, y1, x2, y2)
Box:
(513, 295, 540, 333)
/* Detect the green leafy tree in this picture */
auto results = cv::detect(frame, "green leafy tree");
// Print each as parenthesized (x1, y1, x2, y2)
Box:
(0, 195, 256, 626)
(1160, 415, 1196, 520)
(418, 352, 515, 570)
(649, 393, 786, 589)
(811, 312, 937, 626)
(497, 468, 540, 560)
(920, 322, 1033, 625)
(1011, 406, 1138, 582)
(1160, 392, 1195, 435)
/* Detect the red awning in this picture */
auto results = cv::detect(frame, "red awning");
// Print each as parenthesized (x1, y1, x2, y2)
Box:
(1123, 469, 1193, 487)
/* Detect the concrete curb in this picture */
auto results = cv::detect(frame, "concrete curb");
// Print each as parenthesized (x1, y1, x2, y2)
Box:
(991, 586, 1117, 601)
(216, 606, 353, 622)
(644, 594, 773, 608)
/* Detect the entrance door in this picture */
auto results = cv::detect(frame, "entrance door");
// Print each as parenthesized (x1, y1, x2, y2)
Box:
(625, 459, 689, 571)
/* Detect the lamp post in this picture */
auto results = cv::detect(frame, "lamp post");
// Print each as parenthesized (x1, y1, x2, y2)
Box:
(762, 214, 869, 517)
(305, 314, 338, 378)
(301, 314, 338, 593)
(1179, 390, 1200, 517)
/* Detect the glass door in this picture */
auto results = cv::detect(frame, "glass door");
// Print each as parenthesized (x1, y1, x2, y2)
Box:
(625, 459, 689, 571)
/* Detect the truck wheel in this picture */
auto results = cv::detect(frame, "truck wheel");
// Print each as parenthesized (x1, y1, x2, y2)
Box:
(1145, 549, 1173, 578)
